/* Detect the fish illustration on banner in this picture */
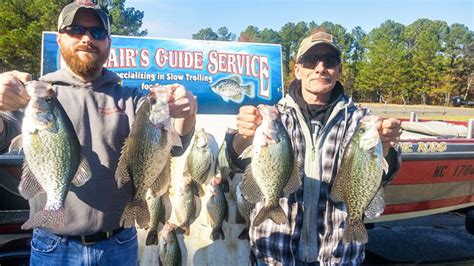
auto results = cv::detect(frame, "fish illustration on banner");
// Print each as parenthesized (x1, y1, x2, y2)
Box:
(41, 32, 283, 114)
(211, 76, 254, 103)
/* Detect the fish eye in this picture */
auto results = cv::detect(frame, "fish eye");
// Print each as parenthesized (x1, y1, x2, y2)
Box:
(359, 128, 366, 134)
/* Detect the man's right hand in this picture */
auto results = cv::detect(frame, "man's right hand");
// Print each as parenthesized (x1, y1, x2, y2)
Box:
(233, 105, 262, 155)
(0, 71, 31, 111)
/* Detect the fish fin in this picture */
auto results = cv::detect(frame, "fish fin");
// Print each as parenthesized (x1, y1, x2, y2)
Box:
(183, 159, 190, 180)
(210, 227, 225, 241)
(205, 205, 214, 227)
(231, 91, 245, 102)
(283, 160, 302, 194)
(18, 163, 44, 199)
(240, 168, 263, 204)
(116, 137, 132, 188)
(253, 204, 288, 226)
(8, 134, 23, 154)
(136, 200, 151, 229)
(229, 75, 242, 84)
(243, 84, 255, 98)
(238, 145, 253, 160)
(343, 220, 368, 244)
(382, 157, 389, 174)
(145, 229, 159, 246)
(329, 190, 344, 203)
(150, 162, 171, 197)
(120, 201, 136, 228)
(329, 176, 345, 203)
(21, 207, 65, 230)
(364, 187, 385, 219)
(220, 96, 230, 102)
(71, 154, 92, 187)
(238, 227, 250, 240)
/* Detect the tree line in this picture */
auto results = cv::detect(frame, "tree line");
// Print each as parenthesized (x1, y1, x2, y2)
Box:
(1, 1, 472, 105)
(0, 0, 145, 77)
(194, 21, 473, 105)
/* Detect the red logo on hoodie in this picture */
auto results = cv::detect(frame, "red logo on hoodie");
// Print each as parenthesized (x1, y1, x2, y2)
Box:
(99, 106, 125, 115)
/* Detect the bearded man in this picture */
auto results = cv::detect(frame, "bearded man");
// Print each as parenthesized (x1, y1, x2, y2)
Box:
(0, 2, 197, 265)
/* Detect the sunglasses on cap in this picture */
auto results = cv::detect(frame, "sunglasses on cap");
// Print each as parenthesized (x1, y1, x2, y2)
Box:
(60, 25, 108, 40)
(298, 54, 341, 69)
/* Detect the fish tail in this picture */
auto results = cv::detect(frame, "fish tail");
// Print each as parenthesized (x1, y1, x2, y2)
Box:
(21, 208, 65, 230)
(120, 202, 135, 228)
(253, 204, 288, 227)
(343, 220, 369, 244)
(243, 84, 254, 98)
(145, 229, 158, 246)
(120, 200, 150, 229)
(210, 227, 225, 241)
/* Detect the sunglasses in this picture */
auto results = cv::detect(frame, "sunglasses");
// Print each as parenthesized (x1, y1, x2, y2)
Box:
(60, 25, 108, 40)
(298, 54, 341, 69)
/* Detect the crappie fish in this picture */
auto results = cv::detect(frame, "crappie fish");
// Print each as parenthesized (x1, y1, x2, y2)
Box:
(236, 183, 255, 240)
(158, 223, 181, 266)
(184, 128, 213, 195)
(12, 81, 92, 230)
(329, 115, 388, 244)
(174, 177, 197, 236)
(116, 87, 181, 228)
(206, 177, 228, 240)
(145, 189, 167, 246)
(239, 105, 301, 226)
(214, 130, 235, 193)
(210, 76, 254, 103)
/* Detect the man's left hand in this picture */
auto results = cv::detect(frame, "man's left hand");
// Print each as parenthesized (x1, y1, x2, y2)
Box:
(164, 83, 197, 119)
(154, 83, 197, 136)
(378, 118, 402, 156)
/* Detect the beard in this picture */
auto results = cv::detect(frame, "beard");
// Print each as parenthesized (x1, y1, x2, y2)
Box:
(59, 41, 110, 78)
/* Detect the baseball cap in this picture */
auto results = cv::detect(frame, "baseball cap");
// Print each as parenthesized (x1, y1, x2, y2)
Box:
(296, 31, 341, 61)
(57, 1, 111, 36)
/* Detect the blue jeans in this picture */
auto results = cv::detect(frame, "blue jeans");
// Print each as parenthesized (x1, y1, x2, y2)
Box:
(29, 228, 138, 266)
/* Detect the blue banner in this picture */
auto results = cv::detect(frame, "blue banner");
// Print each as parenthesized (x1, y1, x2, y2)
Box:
(41, 32, 283, 114)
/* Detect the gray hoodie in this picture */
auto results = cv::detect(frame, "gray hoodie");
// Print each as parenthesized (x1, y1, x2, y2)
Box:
(30, 68, 157, 235)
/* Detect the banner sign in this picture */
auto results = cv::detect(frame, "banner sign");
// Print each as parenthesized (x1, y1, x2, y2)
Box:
(42, 32, 283, 114)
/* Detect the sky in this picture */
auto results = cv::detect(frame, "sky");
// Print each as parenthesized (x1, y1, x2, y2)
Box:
(127, 0, 473, 40)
